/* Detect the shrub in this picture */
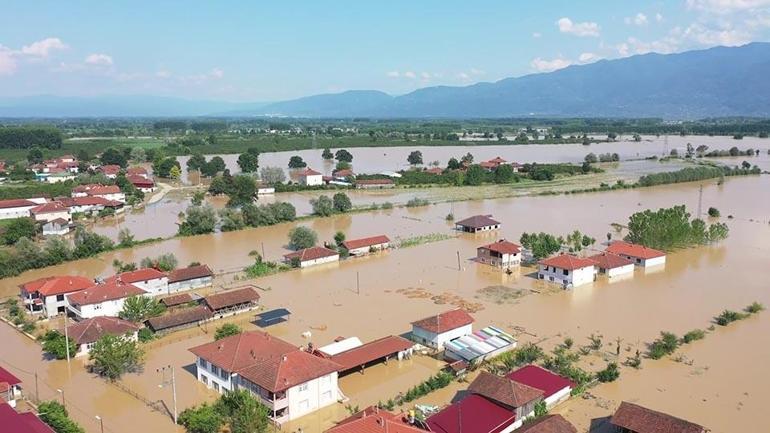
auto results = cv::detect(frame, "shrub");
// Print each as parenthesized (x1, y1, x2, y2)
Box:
(715, 309, 748, 326)
(215, 323, 242, 340)
(682, 329, 706, 344)
(138, 328, 155, 342)
(707, 207, 720, 217)
(648, 332, 679, 359)
(406, 197, 430, 208)
(745, 302, 765, 314)
(596, 362, 620, 382)
(288, 226, 317, 250)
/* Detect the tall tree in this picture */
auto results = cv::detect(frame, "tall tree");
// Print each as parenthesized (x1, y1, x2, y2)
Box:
(89, 334, 144, 380)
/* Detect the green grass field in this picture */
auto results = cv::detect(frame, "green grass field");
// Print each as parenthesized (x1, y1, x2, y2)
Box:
(0, 137, 166, 162)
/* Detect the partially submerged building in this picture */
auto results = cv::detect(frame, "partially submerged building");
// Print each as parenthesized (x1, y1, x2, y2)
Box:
(537, 254, 597, 288)
(146, 306, 212, 334)
(19, 276, 94, 317)
(411, 309, 474, 350)
(314, 335, 413, 376)
(283, 246, 340, 268)
(167, 264, 213, 293)
(606, 241, 667, 268)
(589, 251, 635, 278)
(203, 287, 260, 317)
(325, 406, 425, 433)
(66, 281, 146, 319)
(476, 239, 522, 268)
(65, 316, 139, 356)
(444, 326, 517, 364)
(0, 366, 22, 408)
(610, 401, 706, 433)
(505, 365, 575, 409)
(341, 235, 390, 256)
(455, 215, 501, 233)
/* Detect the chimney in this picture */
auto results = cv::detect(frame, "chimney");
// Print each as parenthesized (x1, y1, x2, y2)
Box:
(282, 355, 288, 362)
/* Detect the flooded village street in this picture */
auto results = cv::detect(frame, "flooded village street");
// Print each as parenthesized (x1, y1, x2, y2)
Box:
(1, 169, 769, 432)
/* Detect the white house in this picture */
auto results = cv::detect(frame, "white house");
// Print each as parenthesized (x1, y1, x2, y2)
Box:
(0, 199, 39, 220)
(167, 264, 213, 293)
(42, 218, 70, 236)
(588, 252, 635, 279)
(71, 184, 126, 203)
(283, 246, 340, 268)
(44, 171, 75, 184)
(66, 316, 139, 357)
(256, 184, 275, 195)
(0, 366, 22, 408)
(66, 281, 147, 319)
(476, 239, 522, 268)
(105, 268, 169, 296)
(19, 275, 94, 317)
(189, 331, 341, 423)
(30, 201, 71, 223)
(341, 235, 390, 256)
(455, 215, 501, 233)
(411, 309, 474, 350)
(506, 365, 575, 410)
(537, 254, 597, 288)
(606, 241, 667, 268)
(297, 168, 323, 186)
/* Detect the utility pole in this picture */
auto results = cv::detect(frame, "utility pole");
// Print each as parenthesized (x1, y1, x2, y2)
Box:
(95, 416, 104, 433)
(63, 315, 71, 367)
(697, 184, 703, 219)
(158, 366, 178, 425)
(456, 251, 461, 271)
(261, 242, 266, 260)
(356, 272, 360, 295)
(34, 372, 39, 403)
(56, 389, 65, 410)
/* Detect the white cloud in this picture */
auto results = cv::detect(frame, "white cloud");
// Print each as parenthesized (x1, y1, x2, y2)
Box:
(469, 68, 485, 75)
(557, 17, 600, 37)
(686, 0, 770, 12)
(0, 45, 17, 75)
(156, 70, 172, 78)
(457, 72, 470, 80)
(532, 32, 542, 38)
(625, 13, 649, 26)
(403, 71, 416, 79)
(420, 71, 432, 80)
(84, 53, 113, 66)
(20, 37, 68, 58)
(656, 13, 664, 23)
(530, 57, 572, 72)
(681, 22, 751, 45)
(210, 68, 224, 79)
(578, 52, 601, 63)
(386, 71, 399, 78)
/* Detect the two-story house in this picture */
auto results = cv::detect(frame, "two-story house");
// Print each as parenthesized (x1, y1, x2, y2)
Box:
(105, 268, 169, 296)
(537, 254, 597, 288)
(66, 281, 147, 319)
(476, 239, 522, 268)
(19, 276, 94, 317)
(189, 331, 341, 423)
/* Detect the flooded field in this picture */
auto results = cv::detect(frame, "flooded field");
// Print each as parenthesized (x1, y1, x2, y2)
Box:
(1, 171, 769, 432)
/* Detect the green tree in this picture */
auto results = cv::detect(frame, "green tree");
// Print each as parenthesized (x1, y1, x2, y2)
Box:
(140, 253, 178, 271)
(407, 150, 423, 165)
(2, 217, 37, 245)
(597, 362, 620, 382)
(259, 166, 285, 184)
(187, 153, 207, 172)
(73, 227, 114, 259)
(191, 191, 205, 206)
(335, 149, 353, 163)
(288, 226, 317, 250)
(201, 156, 226, 177)
(38, 400, 85, 433)
(464, 164, 485, 185)
(584, 153, 598, 163)
(310, 195, 334, 216)
(119, 296, 166, 322)
(494, 164, 514, 184)
(117, 228, 135, 247)
(219, 208, 246, 232)
(178, 403, 224, 433)
(27, 147, 44, 164)
(154, 157, 181, 178)
(89, 334, 144, 380)
(216, 389, 270, 433)
(100, 147, 128, 167)
(447, 157, 461, 170)
(225, 174, 257, 207)
(334, 231, 346, 246)
(322, 147, 334, 160)
(215, 323, 242, 340)
(41, 330, 77, 360)
(288, 155, 306, 168)
(332, 192, 352, 213)
(178, 205, 218, 236)
(237, 151, 259, 173)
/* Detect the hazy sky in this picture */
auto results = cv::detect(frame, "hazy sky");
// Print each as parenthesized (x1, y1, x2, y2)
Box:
(1, 0, 769, 101)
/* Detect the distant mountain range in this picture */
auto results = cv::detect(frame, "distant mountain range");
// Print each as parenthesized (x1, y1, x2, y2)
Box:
(2, 43, 770, 119)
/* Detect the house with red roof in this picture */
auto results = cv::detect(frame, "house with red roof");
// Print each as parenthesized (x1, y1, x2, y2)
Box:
(505, 365, 575, 409)
(0, 403, 55, 433)
(0, 198, 40, 220)
(19, 276, 94, 317)
(425, 167, 444, 175)
(0, 366, 22, 408)
(126, 166, 149, 179)
(326, 406, 425, 433)
(477, 239, 522, 268)
(30, 201, 71, 223)
(98, 164, 122, 179)
(588, 251, 635, 279)
(455, 214, 501, 233)
(66, 281, 147, 319)
(57, 196, 123, 215)
(606, 241, 667, 268)
(517, 415, 577, 433)
(411, 309, 474, 350)
(610, 401, 706, 433)
(537, 254, 597, 288)
(283, 246, 340, 268)
(297, 167, 323, 186)
(127, 174, 156, 193)
(167, 264, 213, 293)
(341, 235, 390, 255)
(189, 331, 341, 423)
(66, 316, 139, 356)
(105, 268, 168, 296)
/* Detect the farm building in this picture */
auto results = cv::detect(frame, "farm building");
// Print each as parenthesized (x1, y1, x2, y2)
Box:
(146, 306, 212, 333)
(537, 254, 597, 288)
(283, 246, 340, 268)
(411, 309, 474, 350)
(588, 251, 635, 278)
(314, 335, 413, 376)
(455, 215, 501, 233)
(355, 178, 395, 189)
(42, 218, 70, 236)
(65, 316, 139, 356)
(610, 401, 706, 433)
(203, 287, 260, 317)
(444, 326, 517, 364)
(127, 175, 156, 193)
(341, 235, 390, 256)
(167, 264, 213, 293)
(0, 199, 41, 220)
(476, 239, 522, 268)
(160, 293, 195, 308)
(30, 201, 70, 223)
(606, 241, 667, 268)
(297, 168, 323, 186)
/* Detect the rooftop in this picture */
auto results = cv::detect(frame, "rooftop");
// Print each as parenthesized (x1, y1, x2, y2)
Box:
(468, 371, 544, 408)
(588, 251, 635, 269)
(168, 264, 213, 283)
(160, 293, 195, 307)
(610, 401, 705, 433)
(0, 199, 37, 209)
(342, 235, 390, 251)
(505, 365, 575, 400)
(298, 168, 322, 176)
(146, 306, 212, 332)
(516, 415, 577, 433)
(455, 214, 500, 228)
(326, 406, 424, 433)
(539, 254, 597, 271)
(30, 201, 67, 214)
(326, 335, 413, 373)
(0, 403, 55, 433)
(356, 178, 394, 185)
(66, 281, 146, 306)
(478, 239, 522, 255)
(66, 316, 139, 345)
(189, 331, 340, 392)
(427, 394, 516, 433)
(0, 366, 21, 389)
(606, 241, 666, 260)
(106, 268, 167, 285)
(20, 276, 94, 297)
(283, 246, 339, 262)
(411, 309, 474, 334)
(203, 287, 260, 311)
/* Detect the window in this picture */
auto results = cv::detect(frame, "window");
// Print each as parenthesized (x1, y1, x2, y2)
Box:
(321, 390, 332, 401)
(199, 358, 208, 369)
(298, 383, 308, 392)
(56, 294, 64, 301)
(212, 366, 220, 376)
(562, 269, 569, 275)
(213, 383, 220, 393)
(201, 376, 208, 385)
(220, 369, 228, 380)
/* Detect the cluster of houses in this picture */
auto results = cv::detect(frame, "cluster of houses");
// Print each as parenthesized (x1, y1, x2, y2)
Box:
(461, 213, 668, 289)
(30, 155, 79, 183)
(282, 234, 391, 268)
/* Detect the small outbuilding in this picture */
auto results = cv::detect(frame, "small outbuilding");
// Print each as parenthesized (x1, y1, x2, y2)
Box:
(506, 365, 575, 409)
(0, 366, 22, 408)
(146, 306, 213, 333)
(66, 316, 139, 356)
(203, 286, 260, 316)
(283, 246, 340, 268)
(610, 401, 706, 433)
(606, 241, 666, 268)
(167, 264, 213, 293)
(588, 251, 635, 278)
(342, 235, 390, 256)
(455, 215, 501, 233)
(411, 309, 474, 350)
(297, 168, 323, 186)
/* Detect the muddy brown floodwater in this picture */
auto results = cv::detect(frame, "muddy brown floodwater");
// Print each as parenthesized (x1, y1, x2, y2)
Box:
(1, 173, 769, 433)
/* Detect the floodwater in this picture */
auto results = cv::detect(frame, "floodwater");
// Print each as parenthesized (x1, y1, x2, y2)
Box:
(177, 135, 770, 181)
(1, 172, 769, 432)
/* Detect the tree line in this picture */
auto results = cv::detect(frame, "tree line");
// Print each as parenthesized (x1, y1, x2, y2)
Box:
(0, 126, 63, 149)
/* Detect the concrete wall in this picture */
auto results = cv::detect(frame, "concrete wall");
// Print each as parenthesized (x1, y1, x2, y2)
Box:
(196, 357, 234, 393)
(68, 296, 134, 319)
(477, 249, 521, 267)
(132, 277, 169, 297)
(76, 331, 138, 357)
(168, 276, 213, 294)
(0, 206, 35, 220)
(301, 175, 323, 186)
(538, 264, 596, 288)
(33, 210, 70, 223)
(605, 263, 635, 278)
(298, 254, 339, 268)
(544, 386, 572, 409)
(348, 242, 388, 256)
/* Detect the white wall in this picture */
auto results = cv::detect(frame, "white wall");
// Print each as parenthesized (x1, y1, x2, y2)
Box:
(298, 254, 339, 268)
(33, 210, 71, 223)
(606, 263, 635, 278)
(42, 294, 69, 317)
(196, 357, 234, 393)
(168, 276, 212, 294)
(76, 331, 137, 357)
(643, 256, 666, 268)
(411, 323, 473, 350)
(132, 277, 169, 297)
(0, 206, 35, 220)
(544, 386, 571, 409)
(68, 297, 133, 319)
(538, 264, 596, 288)
(285, 372, 338, 421)
(348, 242, 388, 256)
(301, 174, 323, 186)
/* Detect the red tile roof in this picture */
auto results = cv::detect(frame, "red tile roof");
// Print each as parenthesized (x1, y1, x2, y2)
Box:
(479, 239, 522, 254)
(107, 268, 167, 284)
(326, 335, 413, 372)
(332, 169, 354, 177)
(160, 293, 194, 307)
(147, 306, 212, 332)
(0, 403, 55, 433)
(610, 401, 705, 433)
(411, 309, 474, 334)
(127, 175, 155, 187)
(58, 196, 114, 207)
(587, 252, 634, 270)
(468, 371, 544, 408)
(479, 161, 498, 169)
(342, 235, 390, 251)
(427, 394, 517, 433)
(189, 331, 340, 392)
(100, 165, 121, 175)
(326, 407, 424, 433)
(489, 157, 507, 164)
(539, 254, 597, 271)
(283, 246, 339, 262)
(168, 264, 213, 283)
(516, 415, 577, 433)
(425, 167, 444, 175)
(298, 168, 322, 176)
(66, 316, 139, 345)
(20, 276, 94, 297)
(127, 166, 148, 175)
(455, 214, 500, 229)
(86, 185, 122, 195)
(203, 287, 260, 311)
(505, 365, 575, 400)
(0, 199, 37, 209)
(66, 281, 146, 306)
(606, 241, 666, 260)
(0, 366, 21, 389)
(30, 201, 68, 214)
